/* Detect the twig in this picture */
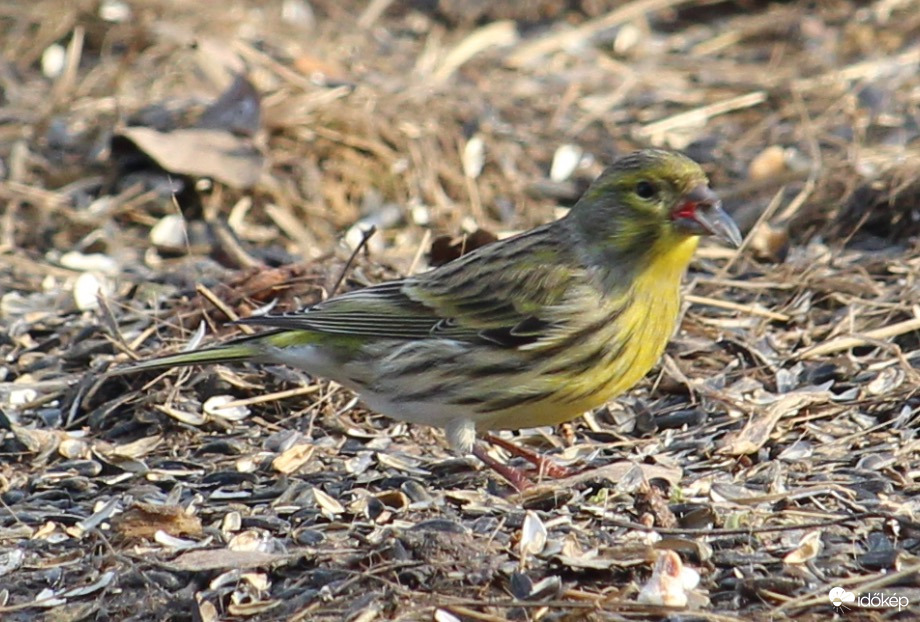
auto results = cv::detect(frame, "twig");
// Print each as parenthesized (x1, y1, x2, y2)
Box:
(790, 44, 920, 92)
(685, 294, 790, 321)
(798, 316, 920, 359)
(331, 225, 376, 297)
(442, 605, 512, 622)
(51, 25, 83, 104)
(264, 203, 324, 262)
(600, 511, 883, 537)
(772, 562, 920, 614)
(637, 91, 767, 142)
(716, 185, 785, 276)
(506, 0, 697, 67)
(219, 384, 322, 410)
(407, 228, 432, 276)
(433, 21, 518, 85)
(357, 0, 395, 29)
(195, 283, 252, 334)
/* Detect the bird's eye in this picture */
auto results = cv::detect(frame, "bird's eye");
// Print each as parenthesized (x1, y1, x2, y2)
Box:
(635, 180, 657, 199)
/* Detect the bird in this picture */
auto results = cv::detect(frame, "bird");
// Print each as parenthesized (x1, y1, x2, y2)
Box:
(115, 149, 742, 489)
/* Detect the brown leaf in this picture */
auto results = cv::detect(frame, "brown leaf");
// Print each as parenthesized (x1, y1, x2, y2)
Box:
(113, 502, 202, 540)
(112, 127, 264, 188)
(428, 229, 499, 267)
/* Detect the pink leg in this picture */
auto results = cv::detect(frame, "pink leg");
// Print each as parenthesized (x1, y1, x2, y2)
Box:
(482, 433, 574, 479)
(472, 444, 533, 491)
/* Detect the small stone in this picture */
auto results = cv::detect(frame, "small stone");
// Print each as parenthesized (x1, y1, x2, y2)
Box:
(462, 134, 486, 179)
(748, 145, 787, 180)
(550, 144, 582, 183)
(73, 272, 112, 311)
(150, 214, 188, 249)
(42, 44, 66, 79)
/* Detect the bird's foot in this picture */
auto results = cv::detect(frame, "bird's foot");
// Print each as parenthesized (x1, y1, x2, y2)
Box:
(472, 434, 575, 490)
(483, 433, 573, 479)
(472, 444, 534, 491)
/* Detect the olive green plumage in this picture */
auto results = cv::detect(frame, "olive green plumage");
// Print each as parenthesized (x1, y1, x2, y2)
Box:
(119, 149, 741, 455)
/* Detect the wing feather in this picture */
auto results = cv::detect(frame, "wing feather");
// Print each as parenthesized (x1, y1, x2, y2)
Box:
(238, 225, 587, 347)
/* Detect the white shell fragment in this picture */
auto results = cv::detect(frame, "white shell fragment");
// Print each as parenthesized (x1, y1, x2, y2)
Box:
(783, 530, 823, 565)
(613, 22, 643, 56)
(312, 487, 344, 517)
(550, 144, 583, 182)
(59, 251, 120, 275)
(73, 271, 112, 311)
(150, 214, 189, 249)
(155, 530, 200, 550)
(228, 530, 273, 553)
(203, 395, 251, 421)
(520, 510, 548, 557)
(41, 44, 66, 79)
(434, 610, 462, 622)
(8, 388, 38, 407)
(59, 437, 90, 460)
(99, 0, 131, 22)
(157, 404, 208, 426)
(0, 549, 24, 578)
(221, 511, 243, 536)
(462, 134, 486, 179)
(34, 571, 117, 607)
(272, 443, 315, 474)
(637, 550, 699, 608)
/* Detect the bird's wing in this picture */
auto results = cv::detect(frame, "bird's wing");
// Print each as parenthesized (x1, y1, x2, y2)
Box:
(237, 234, 582, 347)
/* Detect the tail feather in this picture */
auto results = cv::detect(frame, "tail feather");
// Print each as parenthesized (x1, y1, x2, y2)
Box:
(111, 342, 261, 376)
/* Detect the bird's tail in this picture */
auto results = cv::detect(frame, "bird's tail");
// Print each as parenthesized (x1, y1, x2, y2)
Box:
(110, 339, 263, 376)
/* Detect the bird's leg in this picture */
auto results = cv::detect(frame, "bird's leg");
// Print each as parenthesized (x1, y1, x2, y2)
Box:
(482, 433, 573, 479)
(446, 419, 532, 489)
(472, 443, 533, 491)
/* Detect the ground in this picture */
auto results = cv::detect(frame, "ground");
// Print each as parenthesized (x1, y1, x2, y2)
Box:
(1, 0, 920, 620)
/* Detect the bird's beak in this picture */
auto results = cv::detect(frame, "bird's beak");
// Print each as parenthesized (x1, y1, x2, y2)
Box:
(673, 185, 743, 248)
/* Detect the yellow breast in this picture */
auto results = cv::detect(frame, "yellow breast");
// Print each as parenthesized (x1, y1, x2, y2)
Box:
(482, 234, 698, 430)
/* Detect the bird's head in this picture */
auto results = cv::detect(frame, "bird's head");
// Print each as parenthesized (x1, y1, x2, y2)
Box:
(569, 149, 742, 265)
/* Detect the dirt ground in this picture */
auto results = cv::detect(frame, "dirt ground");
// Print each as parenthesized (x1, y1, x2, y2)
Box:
(1, 0, 920, 620)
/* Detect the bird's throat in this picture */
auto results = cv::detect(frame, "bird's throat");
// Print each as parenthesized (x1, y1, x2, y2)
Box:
(642, 234, 700, 286)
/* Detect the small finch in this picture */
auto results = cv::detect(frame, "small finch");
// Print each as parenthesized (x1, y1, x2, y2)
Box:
(117, 149, 741, 488)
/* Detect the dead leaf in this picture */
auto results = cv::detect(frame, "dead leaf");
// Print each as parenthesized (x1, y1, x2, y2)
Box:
(428, 229, 498, 266)
(10, 424, 60, 455)
(112, 127, 264, 188)
(167, 549, 301, 572)
(113, 502, 202, 540)
(783, 530, 823, 565)
(719, 392, 828, 456)
(272, 443, 315, 474)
